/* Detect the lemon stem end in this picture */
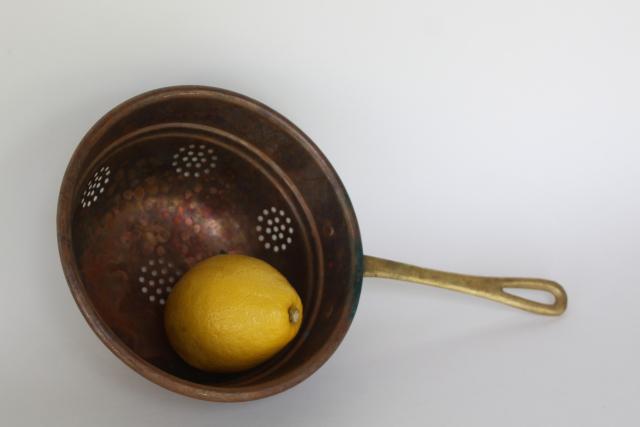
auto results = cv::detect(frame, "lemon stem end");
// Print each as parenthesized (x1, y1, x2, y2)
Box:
(288, 306, 300, 324)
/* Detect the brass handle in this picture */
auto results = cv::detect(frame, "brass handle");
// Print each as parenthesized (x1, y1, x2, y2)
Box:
(363, 255, 567, 316)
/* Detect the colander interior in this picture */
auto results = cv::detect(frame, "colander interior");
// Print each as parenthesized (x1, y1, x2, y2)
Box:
(72, 126, 317, 385)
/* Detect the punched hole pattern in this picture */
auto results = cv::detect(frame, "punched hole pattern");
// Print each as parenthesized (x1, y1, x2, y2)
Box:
(257, 207, 294, 253)
(138, 258, 183, 305)
(172, 144, 217, 178)
(81, 166, 111, 208)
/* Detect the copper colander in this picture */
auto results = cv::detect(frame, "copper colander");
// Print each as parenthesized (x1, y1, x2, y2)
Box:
(58, 86, 567, 402)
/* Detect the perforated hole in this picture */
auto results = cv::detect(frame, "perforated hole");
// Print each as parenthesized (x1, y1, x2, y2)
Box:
(503, 288, 556, 305)
(137, 257, 184, 305)
(80, 165, 111, 208)
(172, 145, 217, 178)
(257, 207, 294, 253)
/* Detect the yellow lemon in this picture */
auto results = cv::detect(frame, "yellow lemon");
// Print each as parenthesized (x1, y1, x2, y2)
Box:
(164, 254, 303, 373)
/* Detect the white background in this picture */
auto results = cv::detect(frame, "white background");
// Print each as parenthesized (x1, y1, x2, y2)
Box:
(2, 1, 639, 426)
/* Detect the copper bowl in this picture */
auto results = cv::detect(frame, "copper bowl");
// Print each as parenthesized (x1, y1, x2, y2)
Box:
(58, 86, 567, 402)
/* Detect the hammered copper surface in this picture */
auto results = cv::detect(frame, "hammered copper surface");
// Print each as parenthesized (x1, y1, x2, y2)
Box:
(58, 87, 363, 401)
